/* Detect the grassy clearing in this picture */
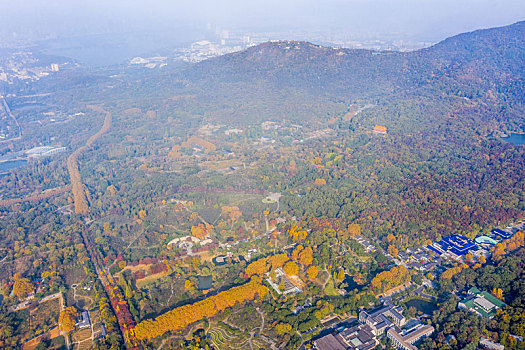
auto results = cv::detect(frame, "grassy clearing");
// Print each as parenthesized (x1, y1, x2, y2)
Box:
(136, 271, 168, 289)
(22, 327, 60, 350)
(324, 280, 339, 296)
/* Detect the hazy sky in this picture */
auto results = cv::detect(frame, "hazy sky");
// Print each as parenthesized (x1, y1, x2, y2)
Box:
(1, 0, 524, 61)
(1, 0, 524, 38)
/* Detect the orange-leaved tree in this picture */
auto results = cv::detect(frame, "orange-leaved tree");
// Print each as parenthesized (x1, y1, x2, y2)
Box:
(59, 306, 78, 333)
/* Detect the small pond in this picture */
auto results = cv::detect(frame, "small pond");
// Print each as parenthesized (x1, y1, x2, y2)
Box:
(502, 133, 525, 145)
(404, 298, 437, 315)
(0, 159, 27, 172)
(197, 275, 213, 291)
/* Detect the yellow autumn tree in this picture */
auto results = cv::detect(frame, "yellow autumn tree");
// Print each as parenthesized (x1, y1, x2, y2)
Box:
(59, 307, 78, 333)
(283, 261, 299, 276)
(388, 245, 399, 258)
(288, 225, 307, 241)
(348, 223, 361, 237)
(221, 206, 243, 221)
(268, 254, 289, 270)
(191, 224, 208, 240)
(13, 278, 34, 300)
(306, 265, 319, 281)
(441, 266, 463, 279)
(492, 288, 504, 301)
(275, 323, 292, 335)
(291, 245, 304, 261)
(131, 279, 268, 341)
(370, 266, 410, 293)
(298, 247, 313, 266)
(245, 258, 269, 277)
(314, 178, 326, 186)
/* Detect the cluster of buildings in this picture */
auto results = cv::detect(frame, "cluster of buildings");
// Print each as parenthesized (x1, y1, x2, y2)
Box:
(355, 236, 376, 253)
(394, 247, 440, 272)
(77, 310, 91, 329)
(386, 323, 436, 350)
(427, 234, 482, 260)
(0, 51, 66, 84)
(167, 235, 219, 257)
(173, 40, 245, 64)
(426, 223, 524, 263)
(311, 223, 523, 350)
(314, 303, 434, 350)
(129, 56, 168, 69)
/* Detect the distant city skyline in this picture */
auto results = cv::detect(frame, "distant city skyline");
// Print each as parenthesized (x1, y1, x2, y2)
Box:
(0, 0, 523, 65)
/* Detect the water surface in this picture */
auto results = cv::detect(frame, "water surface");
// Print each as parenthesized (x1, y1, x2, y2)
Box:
(0, 159, 27, 172)
(502, 133, 525, 145)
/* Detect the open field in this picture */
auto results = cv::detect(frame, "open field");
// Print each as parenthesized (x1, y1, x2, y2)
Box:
(136, 271, 169, 289)
(22, 327, 60, 350)
(72, 327, 92, 350)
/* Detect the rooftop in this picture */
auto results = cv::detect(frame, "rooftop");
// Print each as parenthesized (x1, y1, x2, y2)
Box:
(459, 288, 506, 318)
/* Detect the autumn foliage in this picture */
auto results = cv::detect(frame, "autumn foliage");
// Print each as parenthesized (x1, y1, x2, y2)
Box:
(221, 206, 243, 221)
(131, 279, 268, 340)
(283, 261, 299, 276)
(306, 265, 319, 280)
(59, 306, 78, 333)
(491, 231, 524, 262)
(67, 106, 112, 215)
(12, 277, 34, 300)
(370, 265, 410, 293)
(267, 254, 289, 270)
(314, 178, 327, 186)
(288, 224, 307, 241)
(245, 258, 269, 277)
(191, 223, 213, 240)
(440, 264, 468, 279)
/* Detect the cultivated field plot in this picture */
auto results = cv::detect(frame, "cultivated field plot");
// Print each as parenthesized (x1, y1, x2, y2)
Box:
(228, 306, 262, 331)
(14, 297, 61, 342)
(89, 309, 104, 338)
(207, 322, 251, 350)
(30, 297, 60, 328)
(72, 327, 92, 350)
(22, 327, 61, 350)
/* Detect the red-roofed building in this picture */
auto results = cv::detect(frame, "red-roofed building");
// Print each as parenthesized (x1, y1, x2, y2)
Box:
(373, 125, 387, 134)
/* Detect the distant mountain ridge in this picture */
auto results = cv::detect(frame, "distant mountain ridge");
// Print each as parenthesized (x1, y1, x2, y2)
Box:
(182, 21, 525, 100)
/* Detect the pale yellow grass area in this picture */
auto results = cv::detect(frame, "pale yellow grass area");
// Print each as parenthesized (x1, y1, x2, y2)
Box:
(288, 274, 306, 288)
(136, 271, 169, 289)
(194, 251, 215, 262)
(72, 327, 92, 343)
(119, 263, 152, 274)
(22, 327, 60, 350)
(376, 282, 412, 298)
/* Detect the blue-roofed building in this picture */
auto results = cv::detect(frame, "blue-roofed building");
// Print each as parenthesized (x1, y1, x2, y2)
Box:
(430, 235, 479, 260)
(427, 245, 443, 256)
(491, 229, 512, 240)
